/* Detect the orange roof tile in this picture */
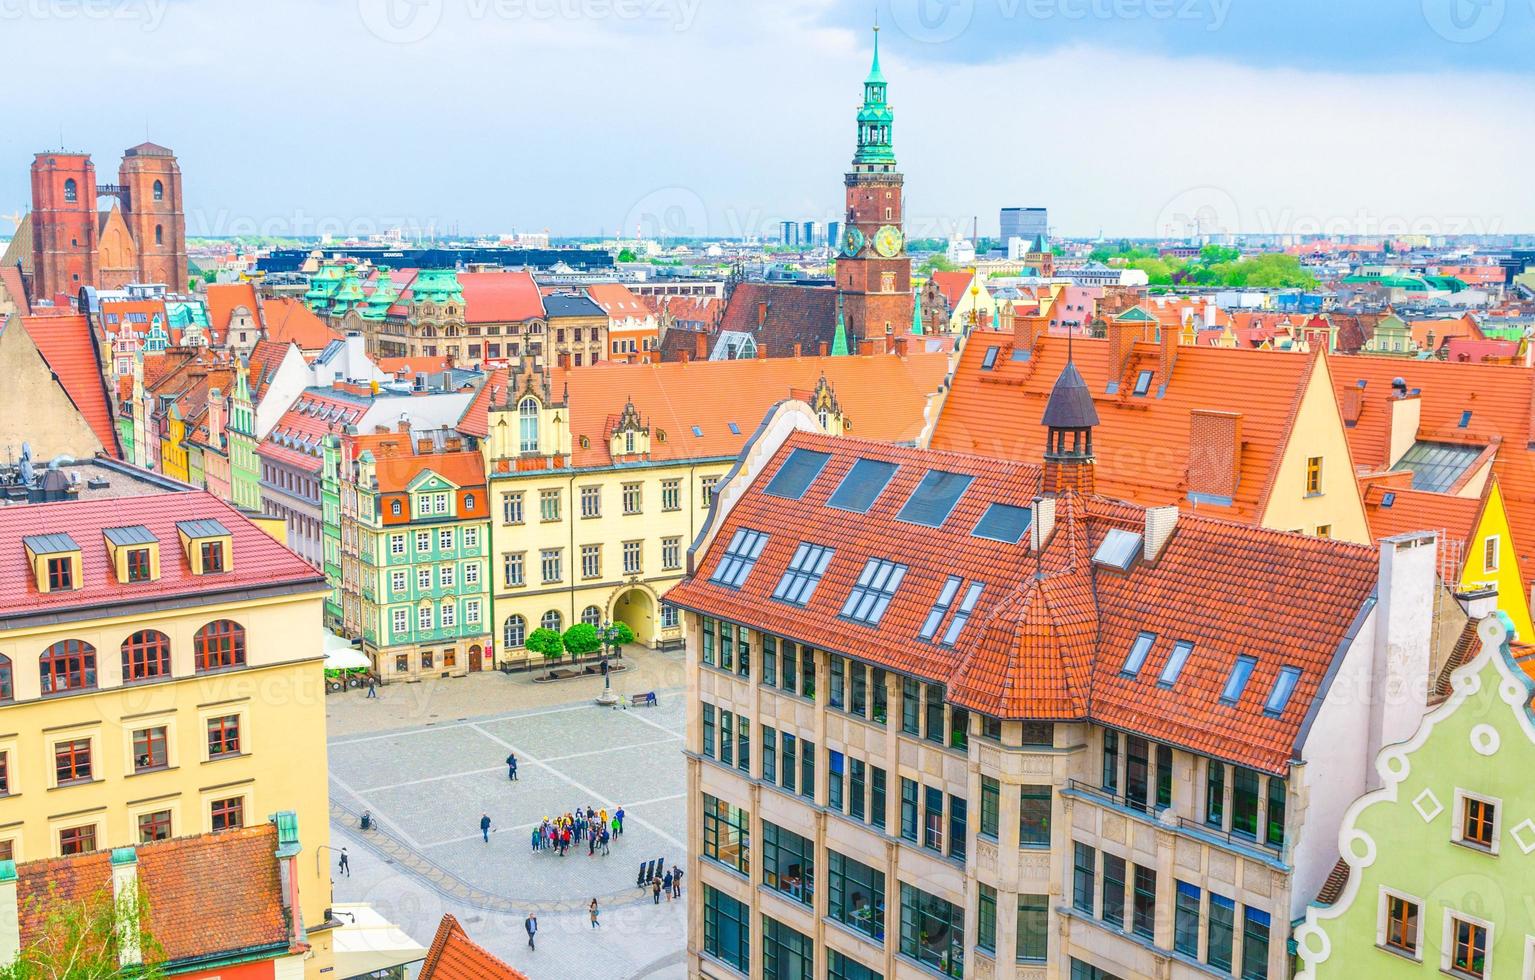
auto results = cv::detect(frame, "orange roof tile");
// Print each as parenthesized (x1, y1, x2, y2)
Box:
(206, 282, 260, 345)
(420, 915, 528, 980)
(19, 314, 120, 457)
(928, 270, 973, 308)
(0, 266, 28, 316)
(372, 449, 486, 495)
(460, 270, 543, 323)
(585, 282, 652, 319)
(261, 296, 339, 351)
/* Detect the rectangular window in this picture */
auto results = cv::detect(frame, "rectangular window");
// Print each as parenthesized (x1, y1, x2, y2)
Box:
(1450, 915, 1488, 978)
(45, 556, 73, 590)
(924, 683, 945, 744)
(702, 885, 749, 972)
(762, 916, 813, 980)
(1233, 767, 1261, 838)
(702, 704, 715, 757)
(923, 785, 944, 851)
(439, 564, 454, 588)
(1208, 894, 1236, 972)
(800, 738, 814, 799)
(539, 487, 561, 522)
(1102, 730, 1119, 793)
(418, 606, 433, 632)
(980, 776, 1000, 838)
(977, 884, 997, 952)
(200, 541, 225, 572)
(138, 809, 172, 842)
(1126, 735, 1150, 811)
(59, 824, 96, 855)
(418, 567, 432, 591)
(503, 552, 524, 587)
(840, 558, 907, 626)
(208, 714, 241, 757)
(782, 732, 796, 793)
(780, 639, 797, 693)
(1264, 666, 1302, 716)
(763, 636, 777, 687)
(830, 656, 845, 709)
(711, 528, 768, 588)
(736, 715, 749, 773)
(580, 485, 601, 518)
(719, 622, 735, 672)
(1222, 655, 1257, 704)
(661, 478, 681, 511)
(871, 766, 887, 830)
(1156, 743, 1173, 809)
(772, 542, 833, 606)
(762, 724, 776, 783)
(127, 548, 152, 582)
(719, 709, 734, 766)
(801, 647, 815, 699)
(1241, 907, 1270, 980)
(1160, 639, 1193, 686)
(828, 749, 845, 811)
(1305, 455, 1322, 494)
(133, 726, 168, 772)
(438, 528, 453, 551)
(902, 677, 920, 734)
(211, 796, 244, 830)
(415, 531, 431, 553)
(1072, 842, 1095, 914)
(392, 608, 408, 635)
(1101, 853, 1125, 929)
(581, 544, 601, 579)
(828, 850, 885, 943)
(1267, 776, 1287, 847)
(899, 883, 964, 979)
(947, 794, 967, 861)
(55, 739, 92, 785)
(1206, 759, 1226, 827)
(1174, 881, 1201, 956)
(540, 548, 562, 583)
(762, 822, 814, 907)
(872, 668, 888, 724)
(622, 482, 642, 514)
(1017, 784, 1051, 848)
(1385, 893, 1419, 955)
(1017, 894, 1048, 963)
(1122, 631, 1155, 677)
(701, 475, 718, 506)
(701, 794, 750, 876)
(1485, 535, 1500, 572)
(503, 492, 524, 524)
(849, 758, 866, 821)
(623, 540, 642, 574)
(1461, 795, 1496, 849)
(1132, 865, 1157, 940)
(919, 576, 961, 640)
(900, 777, 918, 842)
(701, 618, 715, 667)
(662, 535, 682, 570)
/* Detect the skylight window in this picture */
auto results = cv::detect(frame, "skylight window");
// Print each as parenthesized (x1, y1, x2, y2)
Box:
(896, 470, 974, 528)
(981, 346, 1000, 370)
(772, 543, 834, 606)
(827, 458, 899, 514)
(941, 582, 985, 646)
(728, 421, 741, 435)
(1132, 370, 1154, 397)
(765, 448, 832, 500)
(1458, 410, 1472, 428)
(919, 577, 962, 641)
(1158, 640, 1193, 687)
(710, 528, 768, 588)
(691, 425, 703, 437)
(972, 503, 1032, 544)
(1122, 632, 1155, 678)
(1263, 666, 1302, 716)
(1093, 529, 1143, 571)
(1220, 655, 1257, 705)
(840, 558, 907, 626)
(1381, 492, 1396, 508)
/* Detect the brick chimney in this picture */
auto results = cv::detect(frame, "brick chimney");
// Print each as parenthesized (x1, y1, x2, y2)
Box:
(1158, 323, 1179, 389)
(818, 341, 828, 357)
(893, 336, 909, 357)
(858, 339, 875, 356)
(1143, 505, 1179, 562)
(1018, 315, 1046, 355)
(792, 343, 802, 358)
(757, 301, 768, 326)
(695, 331, 709, 361)
(757, 339, 767, 359)
(1187, 410, 1242, 502)
(1106, 317, 1147, 379)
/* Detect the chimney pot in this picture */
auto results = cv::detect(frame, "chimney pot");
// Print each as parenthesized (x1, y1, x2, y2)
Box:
(1143, 505, 1179, 562)
(818, 341, 829, 357)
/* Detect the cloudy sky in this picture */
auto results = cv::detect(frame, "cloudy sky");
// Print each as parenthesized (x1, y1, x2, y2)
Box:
(2, 0, 1531, 239)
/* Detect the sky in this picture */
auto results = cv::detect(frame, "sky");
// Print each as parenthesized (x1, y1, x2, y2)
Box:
(2, 0, 1532, 239)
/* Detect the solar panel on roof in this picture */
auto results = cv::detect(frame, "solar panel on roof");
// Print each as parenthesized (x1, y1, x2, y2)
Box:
(896, 470, 973, 528)
(1092, 529, 1142, 570)
(827, 458, 899, 514)
(972, 503, 1032, 543)
(765, 448, 832, 500)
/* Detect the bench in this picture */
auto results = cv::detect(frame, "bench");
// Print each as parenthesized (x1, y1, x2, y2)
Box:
(657, 637, 685, 653)
(636, 857, 666, 888)
(629, 691, 657, 708)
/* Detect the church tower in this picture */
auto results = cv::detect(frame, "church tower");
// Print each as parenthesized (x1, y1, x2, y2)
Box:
(29, 153, 99, 301)
(1041, 346, 1099, 497)
(118, 143, 187, 289)
(837, 25, 913, 345)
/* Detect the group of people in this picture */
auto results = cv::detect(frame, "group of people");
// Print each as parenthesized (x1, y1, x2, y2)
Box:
(531, 805, 626, 857)
(651, 866, 683, 903)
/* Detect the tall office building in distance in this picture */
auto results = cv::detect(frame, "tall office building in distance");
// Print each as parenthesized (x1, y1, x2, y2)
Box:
(1000, 207, 1049, 248)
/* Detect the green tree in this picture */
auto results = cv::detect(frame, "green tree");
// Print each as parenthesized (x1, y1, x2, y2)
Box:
(918, 254, 954, 275)
(616, 248, 636, 263)
(562, 623, 600, 656)
(526, 627, 564, 660)
(602, 622, 636, 648)
(0, 884, 166, 980)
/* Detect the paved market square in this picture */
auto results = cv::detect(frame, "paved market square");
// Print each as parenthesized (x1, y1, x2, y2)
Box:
(326, 648, 690, 978)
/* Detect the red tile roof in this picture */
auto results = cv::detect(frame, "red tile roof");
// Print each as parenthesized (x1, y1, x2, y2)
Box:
(460, 270, 544, 323)
(372, 449, 486, 495)
(0, 491, 323, 620)
(0, 266, 28, 316)
(258, 390, 369, 473)
(19, 314, 120, 457)
(928, 271, 974, 309)
(15, 826, 289, 968)
(585, 282, 651, 319)
(455, 368, 507, 439)
(669, 430, 1382, 774)
(261, 296, 340, 351)
(420, 915, 527, 980)
(205, 282, 260, 345)
(928, 331, 1316, 525)
(1361, 478, 1480, 547)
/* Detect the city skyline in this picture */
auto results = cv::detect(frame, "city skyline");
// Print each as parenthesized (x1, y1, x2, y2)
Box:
(3, 1, 1533, 239)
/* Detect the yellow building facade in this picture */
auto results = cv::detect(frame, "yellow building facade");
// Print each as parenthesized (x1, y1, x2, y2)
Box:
(1260, 351, 1371, 542)
(0, 492, 336, 977)
(1459, 480, 1533, 639)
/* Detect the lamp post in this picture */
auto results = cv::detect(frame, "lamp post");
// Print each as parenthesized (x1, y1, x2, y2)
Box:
(595, 619, 618, 706)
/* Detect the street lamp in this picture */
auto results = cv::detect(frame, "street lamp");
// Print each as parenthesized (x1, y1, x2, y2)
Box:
(595, 620, 618, 707)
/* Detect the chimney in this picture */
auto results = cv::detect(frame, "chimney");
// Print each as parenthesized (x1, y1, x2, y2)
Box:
(271, 811, 310, 953)
(1031, 496, 1057, 552)
(818, 341, 828, 357)
(0, 859, 16, 968)
(1187, 410, 1242, 502)
(1018, 315, 1046, 355)
(396, 414, 410, 434)
(757, 340, 767, 359)
(1340, 381, 1365, 428)
(343, 331, 366, 380)
(695, 331, 708, 360)
(1367, 533, 1437, 783)
(1107, 317, 1143, 379)
(110, 848, 141, 967)
(206, 387, 224, 444)
(893, 336, 909, 357)
(792, 343, 802, 358)
(1157, 323, 1179, 389)
(1143, 505, 1179, 562)
(757, 301, 768, 326)
(679, 350, 690, 364)
(858, 339, 874, 356)
(1384, 382, 1421, 469)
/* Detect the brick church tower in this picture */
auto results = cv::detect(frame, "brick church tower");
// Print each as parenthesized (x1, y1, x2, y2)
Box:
(29, 153, 100, 301)
(117, 143, 187, 290)
(836, 25, 913, 345)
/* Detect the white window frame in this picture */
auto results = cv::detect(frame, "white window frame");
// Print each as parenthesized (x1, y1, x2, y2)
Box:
(390, 534, 405, 556)
(464, 527, 480, 549)
(391, 570, 407, 593)
(466, 599, 481, 624)
(418, 606, 433, 631)
(441, 602, 456, 629)
(392, 608, 408, 635)
(417, 568, 432, 590)
(439, 565, 454, 588)
(1440, 907, 1494, 978)
(1452, 788, 1502, 855)
(464, 563, 480, 586)
(415, 531, 431, 553)
(1376, 885, 1425, 961)
(439, 528, 453, 550)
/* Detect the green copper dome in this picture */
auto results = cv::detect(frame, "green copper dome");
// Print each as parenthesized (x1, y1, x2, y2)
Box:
(852, 26, 896, 169)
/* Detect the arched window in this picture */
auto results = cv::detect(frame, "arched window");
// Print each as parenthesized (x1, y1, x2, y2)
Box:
(41, 640, 96, 694)
(581, 605, 602, 627)
(0, 655, 11, 701)
(155, 225, 163, 246)
(194, 620, 246, 672)
(503, 615, 526, 649)
(122, 630, 171, 682)
(63, 178, 77, 203)
(152, 179, 164, 201)
(518, 398, 540, 454)
(464, 493, 475, 510)
(391, 500, 402, 516)
(541, 610, 562, 632)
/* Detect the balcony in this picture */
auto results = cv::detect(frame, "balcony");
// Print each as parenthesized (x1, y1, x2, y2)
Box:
(1061, 780, 1287, 870)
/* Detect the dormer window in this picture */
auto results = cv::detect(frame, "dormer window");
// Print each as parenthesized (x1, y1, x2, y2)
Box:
(127, 549, 152, 582)
(47, 557, 72, 590)
(177, 519, 233, 575)
(24, 534, 81, 594)
(105, 526, 159, 584)
(201, 541, 226, 573)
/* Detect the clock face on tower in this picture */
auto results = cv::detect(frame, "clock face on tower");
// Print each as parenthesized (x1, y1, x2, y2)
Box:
(873, 225, 903, 258)
(842, 226, 866, 257)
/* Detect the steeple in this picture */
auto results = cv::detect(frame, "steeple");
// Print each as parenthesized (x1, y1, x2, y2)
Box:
(853, 23, 895, 171)
(910, 286, 924, 336)
(1041, 339, 1099, 496)
(832, 293, 851, 356)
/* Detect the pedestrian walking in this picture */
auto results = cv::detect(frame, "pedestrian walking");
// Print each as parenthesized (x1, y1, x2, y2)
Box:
(480, 813, 492, 843)
(589, 898, 600, 929)
(524, 913, 538, 950)
(653, 877, 662, 904)
(338, 848, 350, 876)
(600, 828, 610, 855)
(365, 677, 378, 698)
(672, 867, 684, 898)
(662, 869, 674, 901)
(615, 805, 625, 836)
(506, 752, 518, 781)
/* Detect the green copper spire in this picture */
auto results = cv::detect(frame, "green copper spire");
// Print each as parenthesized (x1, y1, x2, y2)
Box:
(853, 24, 895, 170)
(832, 294, 851, 356)
(910, 288, 924, 336)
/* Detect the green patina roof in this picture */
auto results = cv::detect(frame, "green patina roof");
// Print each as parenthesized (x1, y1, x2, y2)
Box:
(910, 288, 924, 336)
(832, 295, 850, 356)
(1115, 306, 1157, 323)
(412, 268, 464, 304)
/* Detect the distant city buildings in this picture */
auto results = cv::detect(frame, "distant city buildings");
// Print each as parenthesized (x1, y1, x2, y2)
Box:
(1001, 205, 1048, 253)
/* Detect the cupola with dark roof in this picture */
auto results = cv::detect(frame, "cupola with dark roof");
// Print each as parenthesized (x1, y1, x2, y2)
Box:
(1041, 349, 1099, 496)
